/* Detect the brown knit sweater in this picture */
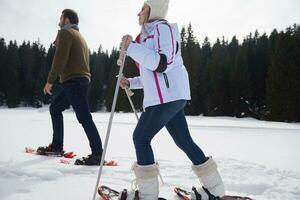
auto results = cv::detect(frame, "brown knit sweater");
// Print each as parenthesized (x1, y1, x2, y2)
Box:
(47, 27, 91, 84)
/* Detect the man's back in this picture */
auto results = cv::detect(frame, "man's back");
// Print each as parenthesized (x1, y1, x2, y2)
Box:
(47, 27, 91, 84)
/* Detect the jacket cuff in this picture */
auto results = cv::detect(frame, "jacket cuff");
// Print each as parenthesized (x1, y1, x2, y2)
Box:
(47, 73, 56, 84)
(127, 42, 137, 57)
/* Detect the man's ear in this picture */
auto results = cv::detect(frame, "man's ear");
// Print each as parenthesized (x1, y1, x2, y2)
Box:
(65, 18, 70, 24)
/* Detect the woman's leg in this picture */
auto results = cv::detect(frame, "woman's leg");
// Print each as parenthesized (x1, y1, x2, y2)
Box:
(133, 100, 187, 165)
(166, 108, 225, 198)
(165, 109, 207, 165)
(131, 101, 186, 200)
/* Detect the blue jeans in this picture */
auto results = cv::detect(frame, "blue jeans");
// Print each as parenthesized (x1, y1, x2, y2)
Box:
(133, 100, 207, 165)
(49, 77, 102, 155)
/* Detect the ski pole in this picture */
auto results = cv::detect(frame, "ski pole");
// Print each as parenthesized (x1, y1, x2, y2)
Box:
(92, 41, 127, 200)
(124, 87, 139, 121)
(115, 75, 139, 121)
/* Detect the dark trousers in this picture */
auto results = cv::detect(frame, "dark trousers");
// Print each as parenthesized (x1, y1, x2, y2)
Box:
(49, 77, 102, 155)
(133, 100, 207, 165)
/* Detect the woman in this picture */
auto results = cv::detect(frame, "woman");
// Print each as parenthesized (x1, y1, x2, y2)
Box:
(120, 0, 225, 199)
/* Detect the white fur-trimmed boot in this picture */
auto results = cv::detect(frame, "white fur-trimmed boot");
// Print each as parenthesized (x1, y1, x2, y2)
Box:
(191, 157, 225, 200)
(131, 162, 159, 200)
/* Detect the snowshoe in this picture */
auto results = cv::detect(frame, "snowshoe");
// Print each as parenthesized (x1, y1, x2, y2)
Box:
(174, 186, 254, 200)
(25, 147, 76, 159)
(222, 196, 254, 200)
(98, 185, 167, 200)
(74, 154, 102, 165)
(36, 144, 64, 157)
(203, 187, 255, 200)
(60, 157, 117, 166)
(98, 185, 121, 200)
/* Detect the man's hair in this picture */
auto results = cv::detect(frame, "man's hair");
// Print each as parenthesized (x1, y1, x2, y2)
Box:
(62, 9, 79, 25)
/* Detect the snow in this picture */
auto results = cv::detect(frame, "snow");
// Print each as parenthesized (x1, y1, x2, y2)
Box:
(0, 107, 300, 200)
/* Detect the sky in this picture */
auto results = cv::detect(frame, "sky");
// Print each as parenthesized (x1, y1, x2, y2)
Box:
(0, 0, 300, 52)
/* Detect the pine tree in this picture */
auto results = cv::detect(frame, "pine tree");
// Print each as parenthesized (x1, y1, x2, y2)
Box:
(199, 37, 211, 114)
(244, 31, 269, 118)
(255, 33, 269, 117)
(32, 43, 47, 108)
(182, 24, 202, 115)
(225, 36, 240, 116)
(220, 37, 232, 116)
(0, 38, 7, 105)
(230, 45, 251, 117)
(104, 48, 120, 112)
(180, 27, 187, 49)
(4, 41, 21, 107)
(269, 29, 279, 52)
(204, 39, 230, 116)
(19, 41, 34, 106)
(266, 27, 300, 122)
(88, 47, 107, 112)
(227, 36, 239, 66)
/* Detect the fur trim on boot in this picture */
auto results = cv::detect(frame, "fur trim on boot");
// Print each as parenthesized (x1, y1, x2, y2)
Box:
(131, 162, 159, 200)
(192, 157, 225, 199)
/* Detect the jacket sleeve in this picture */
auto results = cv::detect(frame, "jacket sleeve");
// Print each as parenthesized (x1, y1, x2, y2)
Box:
(127, 23, 175, 72)
(128, 76, 143, 89)
(47, 29, 72, 84)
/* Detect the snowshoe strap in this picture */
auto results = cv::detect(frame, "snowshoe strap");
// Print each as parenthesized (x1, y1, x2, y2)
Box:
(134, 190, 139, 200)
(174, 187, 190, 200)
(74, 158, 84, 165)
(202, 186, 221, 200)
(192, 186, 202, 200)
(120, 189, 128, 200)
(174, 187, 190, 195)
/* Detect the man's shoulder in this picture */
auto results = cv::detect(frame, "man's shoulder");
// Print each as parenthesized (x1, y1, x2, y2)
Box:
(58, 29, 73, 38)
(62, 28, 83, 39)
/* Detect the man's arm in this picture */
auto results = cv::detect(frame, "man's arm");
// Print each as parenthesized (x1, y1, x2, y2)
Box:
(47, 29, 72, 84)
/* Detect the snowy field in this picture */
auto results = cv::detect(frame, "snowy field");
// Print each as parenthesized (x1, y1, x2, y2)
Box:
(0, 107, 300, 200)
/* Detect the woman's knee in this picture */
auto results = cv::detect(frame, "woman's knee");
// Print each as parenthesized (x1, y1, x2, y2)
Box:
(173, 135, 196, 152)
(133, 130, 150, 147)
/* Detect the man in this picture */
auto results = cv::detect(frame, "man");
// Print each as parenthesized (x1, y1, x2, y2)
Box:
(38, 9, 103, 165)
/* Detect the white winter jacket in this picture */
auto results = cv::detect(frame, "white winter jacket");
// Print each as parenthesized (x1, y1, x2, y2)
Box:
(127, 20, 191, 108)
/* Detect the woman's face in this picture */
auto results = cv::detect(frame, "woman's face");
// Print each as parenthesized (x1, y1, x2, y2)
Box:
(138, 4, 150, 25)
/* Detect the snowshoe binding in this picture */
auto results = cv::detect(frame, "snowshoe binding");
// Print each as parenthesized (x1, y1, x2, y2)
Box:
(98, 185, 167, 200)
(174, 186, 254, 200)
(74, 154, 102, 166)
(36, 144, 64, 157)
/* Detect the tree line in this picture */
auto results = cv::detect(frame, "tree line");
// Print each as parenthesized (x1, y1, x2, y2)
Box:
(0, 24, 299, 122)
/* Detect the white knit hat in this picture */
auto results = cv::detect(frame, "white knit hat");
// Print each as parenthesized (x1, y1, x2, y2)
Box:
(144, 0, 169, 20)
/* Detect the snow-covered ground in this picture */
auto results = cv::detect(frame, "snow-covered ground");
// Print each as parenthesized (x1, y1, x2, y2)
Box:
(0, 107, 300, 200)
